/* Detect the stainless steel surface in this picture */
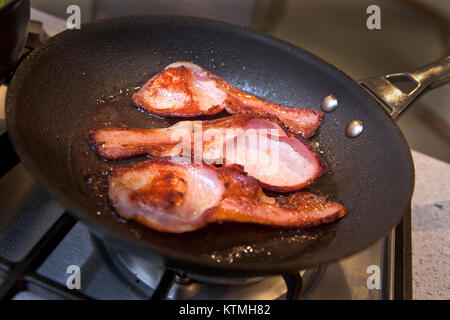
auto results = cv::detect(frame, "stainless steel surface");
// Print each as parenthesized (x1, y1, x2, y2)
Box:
(320, 94, 338, 112)
(168, 274, 288, 300)
(307, 240, 384, 300)
(94, 235, 386, 300)
(103, 240, 326, 299)
(360, 57, 450, 119)
(346, 120, 363, 138)
(381, 229, 395, 300)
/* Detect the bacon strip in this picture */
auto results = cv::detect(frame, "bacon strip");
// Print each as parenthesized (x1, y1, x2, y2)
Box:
(132, 62, 323, 139)
(89, 115, 327, 192)
(108, 158, 348, 233)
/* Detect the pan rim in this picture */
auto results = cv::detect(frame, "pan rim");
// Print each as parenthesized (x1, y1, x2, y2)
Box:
(6, 14, 415, 276)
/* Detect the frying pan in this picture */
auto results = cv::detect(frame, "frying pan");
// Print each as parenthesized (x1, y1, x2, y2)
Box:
(6, 16, 450, 277)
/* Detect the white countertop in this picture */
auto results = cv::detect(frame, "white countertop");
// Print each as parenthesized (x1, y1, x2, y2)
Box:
(0, 8, 448, 300)
(411, 150, 450, 299)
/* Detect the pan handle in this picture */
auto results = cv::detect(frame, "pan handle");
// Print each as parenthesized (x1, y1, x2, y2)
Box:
(359, 56, 450, 119)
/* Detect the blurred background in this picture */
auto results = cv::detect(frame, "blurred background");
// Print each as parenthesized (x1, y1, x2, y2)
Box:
(30, 0, 450, 162)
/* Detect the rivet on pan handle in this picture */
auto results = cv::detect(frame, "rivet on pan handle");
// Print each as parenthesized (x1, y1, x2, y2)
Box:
(359, 56, 450, 119)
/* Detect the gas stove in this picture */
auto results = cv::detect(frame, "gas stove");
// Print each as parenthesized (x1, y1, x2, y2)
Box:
(0, 19, 411, 301)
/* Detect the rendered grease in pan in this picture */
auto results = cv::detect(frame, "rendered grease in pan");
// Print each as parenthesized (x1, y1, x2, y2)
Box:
(210, 245, 271, 263)
(207, 230, 322, 263)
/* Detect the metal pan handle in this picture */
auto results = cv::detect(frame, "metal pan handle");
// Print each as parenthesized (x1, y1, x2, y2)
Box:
(359, 56, 450, 119)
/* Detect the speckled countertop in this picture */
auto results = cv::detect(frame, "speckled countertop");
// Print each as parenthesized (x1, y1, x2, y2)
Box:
(0, 8, 448, 300)
(411, 150, 450, 300)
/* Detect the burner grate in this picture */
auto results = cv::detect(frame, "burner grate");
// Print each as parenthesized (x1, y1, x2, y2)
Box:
(92, 236, 322, 300)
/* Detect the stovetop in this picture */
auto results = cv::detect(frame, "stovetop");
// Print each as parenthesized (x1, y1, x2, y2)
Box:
(0, 19, 411, 301)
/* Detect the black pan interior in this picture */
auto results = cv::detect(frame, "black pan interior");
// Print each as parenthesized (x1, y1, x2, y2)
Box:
(6, 16, 414, 276)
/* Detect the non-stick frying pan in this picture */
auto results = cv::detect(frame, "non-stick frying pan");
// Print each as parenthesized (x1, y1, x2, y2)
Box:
(6, 16, 450, 277)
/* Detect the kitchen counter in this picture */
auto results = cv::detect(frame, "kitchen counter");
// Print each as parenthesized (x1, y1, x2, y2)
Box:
(411, 150, 450, 299)
(0, 7, 448, 300)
